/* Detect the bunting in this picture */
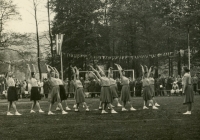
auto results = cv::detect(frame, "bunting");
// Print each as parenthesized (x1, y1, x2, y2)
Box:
(65, 49, 199, 60)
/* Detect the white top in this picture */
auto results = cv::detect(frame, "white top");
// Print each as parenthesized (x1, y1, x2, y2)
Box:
(56, 79, 63, 85)
(30, 78, 38, 87)
(109, 78, 116, 86)
(7, 77, 15, 87)
(100, 77, 110, 86)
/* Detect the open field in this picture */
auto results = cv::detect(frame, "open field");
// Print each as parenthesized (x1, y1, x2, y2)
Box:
(0, 96, 200, 140)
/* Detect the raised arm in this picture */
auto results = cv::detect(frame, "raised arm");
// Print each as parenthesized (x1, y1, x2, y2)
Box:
(96, 65, 105, 76)
(108, 67, 113, 79)
(32, 64, 36, 73)
(45, 64, 53, 79)
(11, 62, 15, 74)
(90, 65, 101, 79)
(89, 71, 100, 83)
(140, 65, 145, 78)
(6, 61, 11, 81)
(8, 61, 11, 72)
(74, 67, 80, 80)
(147, 66, 153, 78)
(115, 64, 123, 78)
(53, 67, 60, 78)
(71, 67, 76, 81)
(27, 64, 31, 79)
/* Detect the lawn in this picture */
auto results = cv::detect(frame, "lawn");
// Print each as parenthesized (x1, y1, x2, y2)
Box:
(0, 96, 200, 140)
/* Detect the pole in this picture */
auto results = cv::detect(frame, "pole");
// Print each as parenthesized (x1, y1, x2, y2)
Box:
(61, 51, 63, 80)
(187, 25, 190, 70)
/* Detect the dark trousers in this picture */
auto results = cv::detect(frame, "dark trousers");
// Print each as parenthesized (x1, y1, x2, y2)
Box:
(159, 88, 164, 96)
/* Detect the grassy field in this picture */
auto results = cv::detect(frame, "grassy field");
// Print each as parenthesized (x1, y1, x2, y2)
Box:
(0, 96, 200, 140)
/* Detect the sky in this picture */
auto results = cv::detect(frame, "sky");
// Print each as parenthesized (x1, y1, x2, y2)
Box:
(5, 0, 52, 33)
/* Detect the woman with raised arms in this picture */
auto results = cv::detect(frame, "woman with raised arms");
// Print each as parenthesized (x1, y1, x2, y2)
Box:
(141, 65, 158, 110)
(27, 64, 44, 113)
(73, 66, 89, 112)
(115, 64, 136, 111)
(53, 67, 71, 111)
(90, 65, 117, 114)
(6, 62, 21, 116)
(46, 64, 68, 115)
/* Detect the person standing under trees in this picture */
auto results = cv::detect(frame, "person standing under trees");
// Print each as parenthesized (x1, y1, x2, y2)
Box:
(135, 78, 142, 97)
(108, 67, 122, 107)
(90, 65, 118, 114)
(158, 74, 165, 96)
(177, 75, 182, 95)
(27, 64, 44, 114)
(182, 66, 194, 115)
(141, 65, 158, 110)
(6, 62, 21, 116)
(45, 64, 68, 115)
(53, 67, 71, 111)
(43, 78, 50, 98)
(15, 79, 21, 99)
(115, 64, 136, 111)
(148, 67, 160, 107)
(73, 67, 89, 112)
(192, 74, 198, 95)
(69, 78, 75, 98)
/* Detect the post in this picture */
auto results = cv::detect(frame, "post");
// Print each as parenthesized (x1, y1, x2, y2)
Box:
(61, 51, 63, 80)
(169, 57, 171, 76)
(187, 25, 190, 70)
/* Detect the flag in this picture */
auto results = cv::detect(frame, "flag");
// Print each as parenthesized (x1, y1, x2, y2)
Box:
(56, 34, 64, 55)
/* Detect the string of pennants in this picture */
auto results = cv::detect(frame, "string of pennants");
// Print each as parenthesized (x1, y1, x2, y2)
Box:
(65, 52, 173, 59)
(0, 49, 198, 64)
(65, 49, 198, 60)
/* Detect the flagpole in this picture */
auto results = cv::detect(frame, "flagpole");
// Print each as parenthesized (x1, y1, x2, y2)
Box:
(61, 50, 63, 80)
(187, 25, 190, 70)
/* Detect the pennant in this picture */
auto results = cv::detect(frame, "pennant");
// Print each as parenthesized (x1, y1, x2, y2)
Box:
(56, 34, 64, 55)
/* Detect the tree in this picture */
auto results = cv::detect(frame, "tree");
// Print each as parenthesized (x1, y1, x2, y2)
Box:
(49, 0, 200, 78)
(47, 0, 54, 66)
(32, 0, 42, 80)
(0, 0, 20, 45)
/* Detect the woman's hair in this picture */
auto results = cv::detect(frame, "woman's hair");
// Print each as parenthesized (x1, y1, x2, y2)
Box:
(183, 66, 190, 73)
(144, 72, 148, 77)
(31, 72, 35, 77)
(149, 72, 154, 77)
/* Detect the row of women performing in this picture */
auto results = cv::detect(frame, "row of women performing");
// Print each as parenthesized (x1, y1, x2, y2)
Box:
(6, 62, 194, 115)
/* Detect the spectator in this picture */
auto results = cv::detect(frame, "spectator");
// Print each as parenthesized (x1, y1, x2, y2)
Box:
(158, 74, 165, 96)
(38, 80, 44, 97)
(69, 79, 75, 98)
(84, 78, 90, 93)
(88, 79, 96, 98)
(192, 74, 198, 95)
(135, 78, 142, 97)
(80, 77, 84, 87)
(116, 78, 122, 96)
(171, 82, 180, 96)
(95, 80, 101, 97)
(21, 80, 27, 98)
(129, 77, 135, 97)
(64, 78, 69, 98)
(166, 76, 173, 96)
(43, 78, 50, 98)
(15, 79, 21, 99)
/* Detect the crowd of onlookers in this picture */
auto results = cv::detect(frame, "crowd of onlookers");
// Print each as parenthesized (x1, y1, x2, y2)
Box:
(0, 73, 200, 99)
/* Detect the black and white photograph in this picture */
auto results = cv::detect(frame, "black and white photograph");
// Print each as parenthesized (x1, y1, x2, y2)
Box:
(0, 0, 200, 139)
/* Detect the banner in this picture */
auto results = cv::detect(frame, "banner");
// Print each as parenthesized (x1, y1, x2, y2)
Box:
(56, 34, 64, 55)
